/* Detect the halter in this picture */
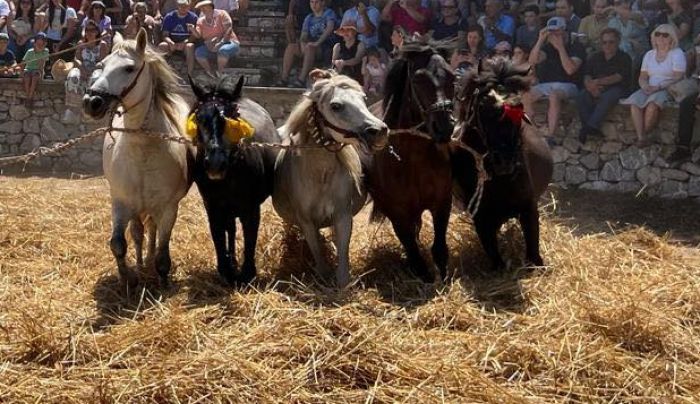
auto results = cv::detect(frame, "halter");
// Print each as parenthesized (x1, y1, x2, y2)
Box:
(86, 60, 148, 117)
(304, 103, 352, 153)
(405, 61, 453, 119)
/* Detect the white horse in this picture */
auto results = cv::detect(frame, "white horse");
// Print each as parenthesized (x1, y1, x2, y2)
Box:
(273, 70, 389, 288)
(83, 28, 193, 288)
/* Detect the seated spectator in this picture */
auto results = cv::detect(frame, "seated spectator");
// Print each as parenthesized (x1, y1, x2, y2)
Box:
(578, 0, 611, 53)
(191, 0, 240, 76)
(522, 16, 586, 141)
(428, 0, 467, 41)
(82, 1, 112, 40)
(33, 11, 47, 33)
(124, 2, 156, 42)
(332, 22, 365, 83)
(42, 0, 78, 54)
(0, 0, 8, 34)
(22, 31, 49, 107)
(477, 0, 515, 50)
(512, 42, 531, 67)
(658, 0, 692, 51)
(362, 46, 387, 98)
(492, 39, 512, 56)
(78, 0, 121, 25)
(158, 0, 197, 75)
(576, 27, 631, 142)
(389, 24, 406, 57)
(450, 24, 487, 72)
(284, 0, 311, 49)
(516, 4, 540, 48)
(555, 0, 581, 33)
(608, 0, 649, 66)
(621, 24, 686, 146)
(9, 0, 36, 60)
(341, 0, 381, 48)
(279, 0, 336, 87)
(668, 48, 699, 162)
(381, 0, 431, 35)
(63, 19, 107, 122)
(0, 32, 19, 77)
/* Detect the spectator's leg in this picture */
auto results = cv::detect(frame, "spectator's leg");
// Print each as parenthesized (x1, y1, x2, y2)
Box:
(157, 42, 170, 53)
(195, 45, 214, 75)
(298, 44, 316, 84)
(185, 43, 196, 76)
(216, 42, 239, 73)
(668, 93, 698, 162)
(587, 86, 625, 132)
(522, 88, 542, 121)
(575, 89, 595, 129)
(22, 72, 30, 99)
(281, 43, 299, 82)
(630, 105, 644, 141)
(643, 103, 660, 135)
(546, 91, 563, 137)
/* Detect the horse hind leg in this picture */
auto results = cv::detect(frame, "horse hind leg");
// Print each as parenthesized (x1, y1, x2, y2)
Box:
(110, 202, 138, 289)
(238, 208, 261, 285)
(332, 213, 353, 289)
(298, 220, 333, 285)
(391, 216, 434, 283)
(144, 217, 157, 269)
(474, 215, 506, 271)
(430, 203, 451, 282)
(519, 202, 544, 267)
(129, 217, 145, 270)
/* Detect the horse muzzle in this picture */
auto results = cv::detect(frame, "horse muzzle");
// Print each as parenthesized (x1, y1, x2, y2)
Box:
(204, 148, 229, 181)
(83, 91, 119, 119)
(361, 124, 389, 153)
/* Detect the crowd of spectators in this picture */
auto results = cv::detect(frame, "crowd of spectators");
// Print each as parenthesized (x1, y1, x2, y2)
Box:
(0, 0, 699, 160)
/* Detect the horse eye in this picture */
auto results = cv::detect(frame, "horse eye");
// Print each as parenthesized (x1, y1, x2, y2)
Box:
(330, 102, 343, 112)
(124, 66, 136, 74)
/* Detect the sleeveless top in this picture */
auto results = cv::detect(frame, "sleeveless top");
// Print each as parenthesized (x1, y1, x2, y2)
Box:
(80, 43, 101, 74)
(338, 40, 362, 84)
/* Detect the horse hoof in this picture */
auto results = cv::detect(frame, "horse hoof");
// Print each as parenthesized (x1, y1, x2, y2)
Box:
(526, 256, 544, 268)
(158, 275, 171, 289)
(236, 266, 256, 285)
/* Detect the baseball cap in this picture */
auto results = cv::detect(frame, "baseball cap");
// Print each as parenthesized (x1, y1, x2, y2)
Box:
(546, 16, 567, 31)
(34, 32, 48, 40)
(0, 33, 9, 41)
(176, 0, 189, 4)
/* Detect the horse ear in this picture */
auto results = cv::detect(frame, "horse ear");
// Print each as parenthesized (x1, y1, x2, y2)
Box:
(308, 68, 334, 84)
(136, 27, 148, 55)
(112, 31, 124, 47)
(188, 74, 206, 100)
(233, 75, 245, 100)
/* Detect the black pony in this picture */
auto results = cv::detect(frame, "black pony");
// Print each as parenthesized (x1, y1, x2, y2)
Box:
(188, 75, 282, 284)
(452, 58, 553, 270)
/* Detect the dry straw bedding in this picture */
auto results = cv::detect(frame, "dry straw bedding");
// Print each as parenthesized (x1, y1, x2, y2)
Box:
(0, 176, 699, 403)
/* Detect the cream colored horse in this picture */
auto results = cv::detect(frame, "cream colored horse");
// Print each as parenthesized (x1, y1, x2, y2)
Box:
(83, 28, 192, 288)
(273, 70, 388, 288)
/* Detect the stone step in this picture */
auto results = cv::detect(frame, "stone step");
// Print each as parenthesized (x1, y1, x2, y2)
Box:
(246, 10, 286, 18)
(236, 26, 285, 35)
(248, 0, 286, 10)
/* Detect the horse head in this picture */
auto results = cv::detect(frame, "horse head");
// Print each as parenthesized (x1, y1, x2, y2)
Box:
(83, 28, 152, 119)
(384, 41, 456, 142)
(457, 57, 532, 177)
(300, 69, 388, 153)
(188, 74, 248, 180)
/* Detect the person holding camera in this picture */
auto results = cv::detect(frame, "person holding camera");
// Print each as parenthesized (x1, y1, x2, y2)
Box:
(381, 0, 431, 35)
(125, 2, 156, 41)
(522, 16, 586, 143)
(158, 0, 197, 75)
(191, 0, 240, 76)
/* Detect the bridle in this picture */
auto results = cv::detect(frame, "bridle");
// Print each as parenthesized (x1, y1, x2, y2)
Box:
(86, 59, 148, 116)
(405, 60, 453, 119)
(304, 103, 360, 152)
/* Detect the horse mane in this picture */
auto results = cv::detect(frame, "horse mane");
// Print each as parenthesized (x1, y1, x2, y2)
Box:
(459, 57, 532, 99)
(284, 73, 364, 191)
(382, 57, 408, 127)
(113, 38, 187, 135)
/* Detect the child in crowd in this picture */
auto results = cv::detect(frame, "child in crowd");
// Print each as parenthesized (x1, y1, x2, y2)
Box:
(362, 46, 387, 98)
(22, 32, 49, 107)
(0, 33, 19, 78)
(332, 22, 365, 84)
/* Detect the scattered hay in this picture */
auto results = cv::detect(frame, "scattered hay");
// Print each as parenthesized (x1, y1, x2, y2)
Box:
(0, 176, 699, 403)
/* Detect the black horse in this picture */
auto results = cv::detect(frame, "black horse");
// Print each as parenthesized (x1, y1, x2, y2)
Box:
(364, 41, 457, 282)
(452, 59, 553, 270)
(188, 75, 282, 284)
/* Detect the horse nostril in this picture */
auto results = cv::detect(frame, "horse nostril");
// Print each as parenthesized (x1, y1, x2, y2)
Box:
(89, 97, 104, 111)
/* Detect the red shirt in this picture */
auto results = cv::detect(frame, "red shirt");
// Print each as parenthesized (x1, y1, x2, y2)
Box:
(390, 3, 431, 34)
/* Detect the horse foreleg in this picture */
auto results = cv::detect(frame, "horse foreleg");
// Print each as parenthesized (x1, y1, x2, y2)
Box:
(239, 208, 261, 285)
(474, 215, 505, 271)
(110, 201, 138, 289)
(333, 214, 353, 289)
(298, 220, 332, 283)
(431, 203, 451, 282)
(145, 217, 156, 269)
(226, 216, 239, 272)
(130, 217, 145, 270)
(391, 216, 434, 283)
(154, 204, 179, 287)
(206, 206, 236, 285)
(519, 203, 544, 267)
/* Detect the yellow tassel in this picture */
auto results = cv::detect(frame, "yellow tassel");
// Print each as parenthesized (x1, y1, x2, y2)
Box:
(224, 117, 255, 143)
(185, 113, 198, 140)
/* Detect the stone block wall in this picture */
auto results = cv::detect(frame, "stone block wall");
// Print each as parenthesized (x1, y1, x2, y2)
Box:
(0, 78, 303, 175)
(539, 102, 700, 200)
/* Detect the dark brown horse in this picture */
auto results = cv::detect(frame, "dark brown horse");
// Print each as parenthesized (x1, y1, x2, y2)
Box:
(365, 42, 456, 282)
(452, 58, 553, 270)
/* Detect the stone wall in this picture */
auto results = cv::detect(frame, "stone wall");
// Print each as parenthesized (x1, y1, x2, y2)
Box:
(0, 78, 304, 175)
(539, 102, 700, 200)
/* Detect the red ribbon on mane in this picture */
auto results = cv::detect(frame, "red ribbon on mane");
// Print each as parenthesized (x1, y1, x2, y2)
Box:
(502, 103, 525, 126)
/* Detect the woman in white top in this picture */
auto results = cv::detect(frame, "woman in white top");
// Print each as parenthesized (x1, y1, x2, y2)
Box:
(621, 23, 686, 146)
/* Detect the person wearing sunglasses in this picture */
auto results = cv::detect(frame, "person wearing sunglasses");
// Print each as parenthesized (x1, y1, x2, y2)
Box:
(620, 24, 686, 147)
(575, 27, 631, 142)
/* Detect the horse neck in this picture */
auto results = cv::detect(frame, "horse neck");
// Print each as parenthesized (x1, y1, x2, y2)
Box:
(121, 87, 155, 131)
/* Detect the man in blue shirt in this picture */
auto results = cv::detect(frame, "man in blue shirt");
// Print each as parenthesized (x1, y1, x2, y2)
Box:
(0, 33, 18, 78)
(478, 0, 515, 50)
(341, 0, 381, 48)
(158, 0, 198, 75)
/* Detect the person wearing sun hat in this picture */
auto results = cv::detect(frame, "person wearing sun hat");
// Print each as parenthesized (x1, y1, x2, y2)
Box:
(278, 0, 337, 88)
(158, 0, 198, 75)
(82, 0, 113, 40)
(332, 22, 364, 83)
(0, 32, 18, 78)
(22, 32, 49, 107)
(190, 0, 240, 75)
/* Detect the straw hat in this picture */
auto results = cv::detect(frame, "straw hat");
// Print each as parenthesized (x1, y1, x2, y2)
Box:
(195, 0, 214, 8)
(51, 59, 75, 81)
(334, 23, 357, 35)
